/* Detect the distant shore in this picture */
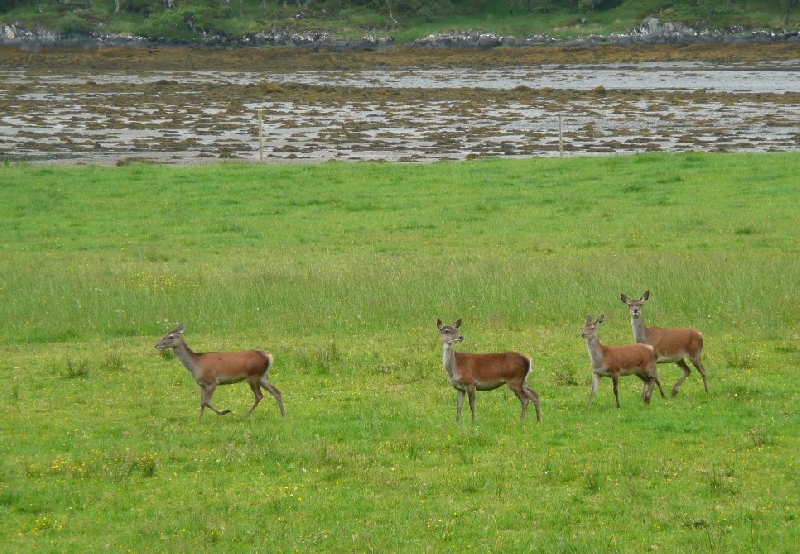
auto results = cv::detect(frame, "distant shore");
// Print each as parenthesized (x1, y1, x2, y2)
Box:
(2, 17, 799, 50)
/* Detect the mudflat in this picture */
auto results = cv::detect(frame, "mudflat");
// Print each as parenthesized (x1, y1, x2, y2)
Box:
(1, 43, 798, 165)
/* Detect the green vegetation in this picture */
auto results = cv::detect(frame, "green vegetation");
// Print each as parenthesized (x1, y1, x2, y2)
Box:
(0, 0, 797, 42)
(0, 153, 798, 551)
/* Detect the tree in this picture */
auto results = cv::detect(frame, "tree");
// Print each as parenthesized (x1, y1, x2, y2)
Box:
(0, 0, 23, 11)
(224, 0, 245, 17)
(780, 0, 798, 24)
(576, 0, 609, 11)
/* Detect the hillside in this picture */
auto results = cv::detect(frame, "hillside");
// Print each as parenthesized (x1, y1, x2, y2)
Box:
(1, 0, 798, 46)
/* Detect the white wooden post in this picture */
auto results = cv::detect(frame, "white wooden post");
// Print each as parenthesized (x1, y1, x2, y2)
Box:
(258, 109, 263, 163)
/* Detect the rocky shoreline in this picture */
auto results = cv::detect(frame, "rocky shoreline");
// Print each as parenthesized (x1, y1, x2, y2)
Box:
(2, 17, 798, 50)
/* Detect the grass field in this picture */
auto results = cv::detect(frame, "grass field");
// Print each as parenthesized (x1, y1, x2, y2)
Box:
(0, 152, 798, 552)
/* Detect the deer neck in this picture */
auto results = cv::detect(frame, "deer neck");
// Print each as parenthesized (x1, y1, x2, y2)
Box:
(172, 339, 201, 378)
(442, 342, 457, 380)
(630, 314, 648, 343)
(584, 337, 605, 369)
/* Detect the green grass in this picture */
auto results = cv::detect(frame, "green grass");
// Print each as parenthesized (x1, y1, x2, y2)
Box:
(1, 0, 797, 42)
(0, 152, 798, 552)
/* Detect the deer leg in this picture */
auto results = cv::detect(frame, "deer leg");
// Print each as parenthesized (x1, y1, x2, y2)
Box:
(690, 357, 709, 393)
(587, 373, 600, 410)
(642, 375, 654, 404)
(518, 393, 529, 423)
(200, 384, 231, 418)
(524, 384, 542, 423)
(635, 374, 649, 400)
(467, 386, 477, 422)
(653, 369, 666, 399)
(246, 380, 264, 418)
(260, 380, 286, 417)
(456, 389, 465, 422)
(612, 374, 621, 409)
(509, 383, 529, 422)
(198, 386, 205, 420)
(672, 360, 692, 396)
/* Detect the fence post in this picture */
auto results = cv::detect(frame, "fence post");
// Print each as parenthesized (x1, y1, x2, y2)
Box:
(258, 109, 263, 163)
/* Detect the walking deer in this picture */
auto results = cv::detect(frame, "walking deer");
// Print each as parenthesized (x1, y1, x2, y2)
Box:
(581, 315, 665, 410)
(155, 324, 285, 420)
(621, 291, 709, 396)
(437, 319, 541, 423)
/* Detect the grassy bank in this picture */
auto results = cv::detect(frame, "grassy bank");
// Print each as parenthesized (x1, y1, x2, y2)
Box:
(0, 153, 798, 552)
(1, 0, 798, 43)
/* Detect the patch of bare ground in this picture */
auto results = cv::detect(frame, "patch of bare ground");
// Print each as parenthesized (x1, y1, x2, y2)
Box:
(2, 42, 799, 71)
(0, 43, 798, 165)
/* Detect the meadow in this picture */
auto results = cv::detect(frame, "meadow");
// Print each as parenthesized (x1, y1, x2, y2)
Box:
(0, 152, 798, 552)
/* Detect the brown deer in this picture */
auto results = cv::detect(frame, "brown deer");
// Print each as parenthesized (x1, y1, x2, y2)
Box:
(621, 291, 709, 396)
(437, 319, 541, 423)
(581, 315, 665, 410)
(155, 324, 285, 420)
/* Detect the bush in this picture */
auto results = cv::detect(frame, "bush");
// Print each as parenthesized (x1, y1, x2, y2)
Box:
(143, 5, 223, 37)
(575, 0, 608, 12)
(118, 0, 167, 17)
(57, 13, 95, 37)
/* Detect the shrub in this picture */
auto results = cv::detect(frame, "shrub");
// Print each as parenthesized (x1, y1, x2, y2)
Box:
(57, 13, 95, 37)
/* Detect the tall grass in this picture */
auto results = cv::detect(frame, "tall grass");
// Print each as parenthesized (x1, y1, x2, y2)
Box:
(1, 154, 797, 342)
(0, 153, 798, 552)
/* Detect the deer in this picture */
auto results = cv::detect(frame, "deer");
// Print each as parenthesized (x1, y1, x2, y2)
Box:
(581, 314, 665, 410)
(437, 319, 541, 424)
(620, 291, 709, 396)
(155, 324, 285, 420)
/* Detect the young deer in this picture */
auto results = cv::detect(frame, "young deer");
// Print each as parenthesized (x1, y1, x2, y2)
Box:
(621, 291, 709, 396)
(437, 319, 541, 423)
(155, 324, 285, 420)
(581, 315, 665, 410)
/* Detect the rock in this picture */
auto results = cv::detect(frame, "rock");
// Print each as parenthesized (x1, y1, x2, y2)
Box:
(0, 19, 795, 48)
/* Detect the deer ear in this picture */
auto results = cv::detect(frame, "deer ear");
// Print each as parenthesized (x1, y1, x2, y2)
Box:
(642, 291, 650, 301)
(437, 319, 443, 329)
(597, 314, 605, 324)
(454, 319, 462, 328)
(585, 315, 593, 324)
(620, 294, 628, 303)
(175, 324, 185, 334)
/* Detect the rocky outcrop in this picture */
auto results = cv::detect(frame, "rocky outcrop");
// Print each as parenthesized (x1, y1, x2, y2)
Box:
(411, 18, 798, 48)
(2, 23, 61, 44)
(0, 22, 392, 49)
(613, 16, 798, 44)
(1, 23, 146, 45)
(1, 18, 797, 48)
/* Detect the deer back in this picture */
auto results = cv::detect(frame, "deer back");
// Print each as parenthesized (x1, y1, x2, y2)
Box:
(453, 351, 530, 385)
(643, 325, 704, 361)
(195, 350, 272, 383)
(598, 343, 656, 376)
